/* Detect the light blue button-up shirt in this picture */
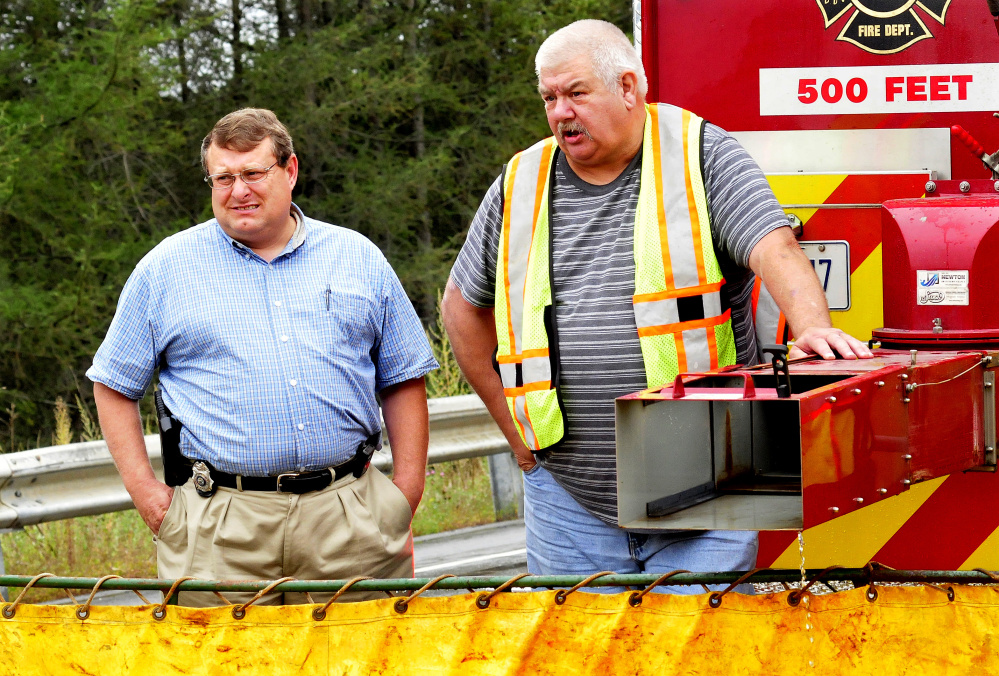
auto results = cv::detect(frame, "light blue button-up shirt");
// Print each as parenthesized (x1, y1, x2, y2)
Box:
(88, 205, 438, 476)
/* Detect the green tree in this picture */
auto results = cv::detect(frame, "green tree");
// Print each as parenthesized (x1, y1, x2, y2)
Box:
(0, 0, 632, 450)
(0, 0, 191, 445)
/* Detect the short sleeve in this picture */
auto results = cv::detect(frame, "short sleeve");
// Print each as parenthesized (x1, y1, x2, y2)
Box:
(372, 261, 439, 391)
(86, 264, 158, 400)
(702, 124, 790, 270)
(449, 174, 505, 308)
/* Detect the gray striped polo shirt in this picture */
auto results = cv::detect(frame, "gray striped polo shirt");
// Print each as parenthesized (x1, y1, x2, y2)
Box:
(450, 123, 789, 525)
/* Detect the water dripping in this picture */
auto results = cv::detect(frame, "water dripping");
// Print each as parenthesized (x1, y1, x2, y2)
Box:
(798, 531, 815, 668)
(798, 530, 806, 585)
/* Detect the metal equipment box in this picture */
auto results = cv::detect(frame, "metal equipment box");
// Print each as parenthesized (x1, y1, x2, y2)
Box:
(615, 351, 995, 531)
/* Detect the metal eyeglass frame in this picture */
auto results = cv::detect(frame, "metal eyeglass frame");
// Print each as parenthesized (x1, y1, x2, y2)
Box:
(204, 161, 279, 190)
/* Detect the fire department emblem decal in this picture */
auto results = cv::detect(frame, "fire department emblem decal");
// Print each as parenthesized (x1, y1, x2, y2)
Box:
(815, 0, 952, 54)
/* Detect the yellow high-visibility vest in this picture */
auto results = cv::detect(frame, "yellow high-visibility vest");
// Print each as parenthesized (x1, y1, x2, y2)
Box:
(495, 103, 736, 451)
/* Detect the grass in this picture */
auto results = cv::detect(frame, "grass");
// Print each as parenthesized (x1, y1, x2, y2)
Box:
(1, 511, 157, 602)
(412, 457, 496, 536)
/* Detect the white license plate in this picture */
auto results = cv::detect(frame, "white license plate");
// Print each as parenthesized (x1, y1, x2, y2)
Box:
(799, 240, 851, 311)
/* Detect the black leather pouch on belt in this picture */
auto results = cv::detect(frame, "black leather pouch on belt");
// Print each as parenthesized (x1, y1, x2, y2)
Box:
(353, 431, 381, 477)
(154, 387, 193, 487)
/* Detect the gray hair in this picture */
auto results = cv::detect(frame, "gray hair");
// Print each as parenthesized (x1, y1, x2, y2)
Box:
(535, 20, 648, 97)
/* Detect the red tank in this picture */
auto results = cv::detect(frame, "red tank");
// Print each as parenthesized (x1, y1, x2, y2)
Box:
(874, 179, 999, 348)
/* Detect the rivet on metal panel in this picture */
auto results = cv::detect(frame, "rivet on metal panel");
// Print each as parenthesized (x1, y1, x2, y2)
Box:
(826, 396, 837, 404)
(994, 180, 999, 192)
(903, 454, 912, 461)
(851, 388, 862, 395)
(987, 446, 995, 453)
(876, 381, 885, 387)
(903, 479, 912, 485)
(900, 374, 909, 381)
(829, 506, 840, 513)
(960, 181, 972, 193)
(817, 244, 826, 253)
(903, 398, 911, 403)
(854, 497, 864, 504)
(986, 382, 993, 389)
(925, 181, 936, 193)
(877, 488, 888, 494)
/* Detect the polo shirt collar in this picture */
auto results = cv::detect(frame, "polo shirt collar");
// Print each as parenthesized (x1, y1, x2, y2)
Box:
(218, 202, 307, 259)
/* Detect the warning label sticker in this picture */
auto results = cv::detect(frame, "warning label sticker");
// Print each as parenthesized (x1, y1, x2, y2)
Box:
(916, 270, 969, 306)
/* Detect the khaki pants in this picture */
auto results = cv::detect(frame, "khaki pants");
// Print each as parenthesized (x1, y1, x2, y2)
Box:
(155, 466, 413, 606)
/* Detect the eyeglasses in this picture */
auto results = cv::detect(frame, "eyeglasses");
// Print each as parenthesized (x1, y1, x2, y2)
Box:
(204, 161, 279, 189)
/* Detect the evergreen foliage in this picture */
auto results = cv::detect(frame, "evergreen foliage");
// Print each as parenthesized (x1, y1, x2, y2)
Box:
(0, 0, 631, 449)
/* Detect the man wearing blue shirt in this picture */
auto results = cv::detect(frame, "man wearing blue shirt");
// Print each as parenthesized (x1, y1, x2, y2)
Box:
(88, 108, 438, 605)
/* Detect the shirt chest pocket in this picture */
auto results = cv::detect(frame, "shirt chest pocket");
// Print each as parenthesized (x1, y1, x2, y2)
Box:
(311, 290, 376, 357)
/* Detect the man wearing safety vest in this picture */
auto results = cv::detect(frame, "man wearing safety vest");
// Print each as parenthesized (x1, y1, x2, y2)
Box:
(442, 19, 872, 589)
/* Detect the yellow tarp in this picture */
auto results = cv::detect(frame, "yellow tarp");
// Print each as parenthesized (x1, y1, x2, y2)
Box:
(2, 586, 998, 674)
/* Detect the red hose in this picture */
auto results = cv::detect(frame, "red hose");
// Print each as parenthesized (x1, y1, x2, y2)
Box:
(951, 125, 986, 159)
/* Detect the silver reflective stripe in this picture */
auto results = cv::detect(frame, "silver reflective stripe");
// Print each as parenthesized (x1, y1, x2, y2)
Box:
(703, 290, 722, 318)
(505, 140, 550, 355)
(634, 298, 679, 329)
(522, 355, 551, 385)
(499, 362, 518, 389)
(655, 105, 701, 289)
(514, 395, 538, 450)
(682, 327, 711, 372)
(754, 279, 784, 346)
(635, 289, 724, 330)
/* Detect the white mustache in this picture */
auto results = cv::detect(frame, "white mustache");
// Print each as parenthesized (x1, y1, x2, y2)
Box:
(557, 121, 593, 140)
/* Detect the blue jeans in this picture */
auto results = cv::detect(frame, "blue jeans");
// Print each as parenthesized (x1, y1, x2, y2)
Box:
(523, 464, 758, 595)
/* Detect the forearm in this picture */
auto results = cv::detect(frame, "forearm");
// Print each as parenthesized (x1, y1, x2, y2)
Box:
(94, 382, 157, 491)
(749, 228, 831, 335)
(441, 278, 536, 470)
(748, 228, 872, 360)
(380, 377, 429, 514)
(93, 382, 173, 532)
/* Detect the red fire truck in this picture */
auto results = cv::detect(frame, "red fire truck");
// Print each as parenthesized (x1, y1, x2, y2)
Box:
(622, 0, 999, 570)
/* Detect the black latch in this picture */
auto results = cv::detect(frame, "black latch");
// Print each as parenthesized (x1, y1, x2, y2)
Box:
(761, 344, 792, 399)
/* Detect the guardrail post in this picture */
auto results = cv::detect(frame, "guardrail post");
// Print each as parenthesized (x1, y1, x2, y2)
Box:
(487, 452, 523, 520)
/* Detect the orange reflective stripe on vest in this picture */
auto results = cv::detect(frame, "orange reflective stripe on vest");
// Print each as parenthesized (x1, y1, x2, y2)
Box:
(751, 276, 790, 349)
(633, 104, 736, 382)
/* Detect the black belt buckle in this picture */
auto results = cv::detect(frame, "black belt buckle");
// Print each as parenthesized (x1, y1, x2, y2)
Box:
(276, 470, 333, 494)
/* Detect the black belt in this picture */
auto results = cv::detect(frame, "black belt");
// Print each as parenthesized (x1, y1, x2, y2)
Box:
(192, 433, 380, 497)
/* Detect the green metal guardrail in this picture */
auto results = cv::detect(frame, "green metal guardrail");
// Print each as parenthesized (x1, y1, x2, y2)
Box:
(3, 567, 997, 595)
(6, 567, 997, 619)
